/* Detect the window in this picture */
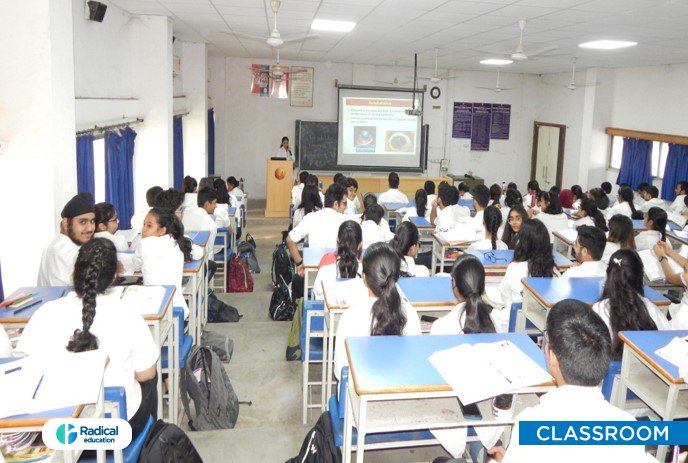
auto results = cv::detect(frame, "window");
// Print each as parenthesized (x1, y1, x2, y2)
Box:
(608, 136, 670, 179)
(93, 137, 106, 202)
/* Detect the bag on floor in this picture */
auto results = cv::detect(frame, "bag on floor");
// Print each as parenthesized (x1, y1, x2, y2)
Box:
(246, 233, 257, 249)
(201, 330, 234, 363)
(285, 412, 341, 463)
(138, 419, 204, 463)
(269, 275, 294, 321)
(181, 346, 240, 430)
(237, 240, 261, 274)
(286, 298, 303, 361)
(207, 290, 241, 323)
(228, 254, 254, 292)
(272, 240, 294, 286)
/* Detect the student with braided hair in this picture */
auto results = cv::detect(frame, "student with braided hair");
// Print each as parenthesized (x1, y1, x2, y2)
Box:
(468, 206, 508, 250)
(390, 221, 429, 277)
(18, 238, 159, 437)
(313, 220, 363, 300)
(333, 243, 421, 378)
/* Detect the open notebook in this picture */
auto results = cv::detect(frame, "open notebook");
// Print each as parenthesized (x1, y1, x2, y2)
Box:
(118, 285, 168, 315)
(638, 249, 683, 282)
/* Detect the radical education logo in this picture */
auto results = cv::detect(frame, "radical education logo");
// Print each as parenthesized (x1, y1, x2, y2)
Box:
(56, 424, 78, 445)
(43, 418, 132, 450)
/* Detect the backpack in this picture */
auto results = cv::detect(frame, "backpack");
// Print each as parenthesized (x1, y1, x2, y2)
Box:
(201, 330, 234, 363)
(138, 419, 203, 463)
(228, 254, 253, 292)
(286, 298, 303, 361)
(269, 275, 294, 321)
(180, 346, 240, 430)
(272, 241, 294, 286)
(207, 290, 241, 323)
(237, 240, 261, 274)
(285, 412, 341, 463)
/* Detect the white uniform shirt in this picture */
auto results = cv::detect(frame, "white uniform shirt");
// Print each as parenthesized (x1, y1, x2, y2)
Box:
(228, 187, 245, 197)
(94, 231, 129, 252)
(468, 238, 509, 251)
(430, 302, 502, 335)
(635, 230, 662, 251)
(361, 220, 395, 249)
(277, 146, 293, 160)
(313, 260, 363, 300)
(401, 206, 431, 222)
(571, 198, 582, 210)
(344, 196, 361, 215)
(427, 194, 437, 206)
(564, 260, 607, 278)
(378, 189, 409, 204)
(291, 184, 304, 207)
(502, 385, 647, 463)
(401, 255, 430, 277)
(292, 206, 313, 228)
(17, 289, 160, 419)
(498, 261, 530, 310)
(670, 194, 687, 215)
(523, 193, 537, 209)
(37, 234, 80, 286)
(610, 201, 634, 218)
(288, 208, 347, 249)
(181, 193, 197, 212)
(213, 203, 232, 229)
(464, 209, 485, 240)
(183, 206, 218, 256)
(638, 197, 668, 213)
(592, 296, 671, 335)
(533, 213, 569, 243)
(434, 204, 471, 231)
(601, 241, 621, 265)
(571, 216, 595, 230)
(334, 296, 421, 379)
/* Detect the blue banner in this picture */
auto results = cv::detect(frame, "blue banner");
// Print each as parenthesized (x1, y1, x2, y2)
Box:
(519, 421, 688, 446)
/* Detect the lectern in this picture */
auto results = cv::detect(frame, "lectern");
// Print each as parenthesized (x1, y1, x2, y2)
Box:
(265, 159, 293, 218)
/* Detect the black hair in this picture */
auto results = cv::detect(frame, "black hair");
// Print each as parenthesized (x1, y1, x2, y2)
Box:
(504, 188, 523, 209)
(148, 208, 193, 261)
(677, 181, 688, 195)
(646, 207, 668, 241)
(146, 186, 163, 207)
(602, 249, 658, 359)
(457, 182, 470, 194)
(324, 183, 347, 208)
(619, 183, 630, 188)
(344, 177, 358, 190)
(546, 299, 612, 386)
(576, 225, 607, 261)
(67, 238, 118, 352)
(391, 221, 420, 260)
(607, 215, 636, 249)
(646, 185, 659, 199)
(489, 184, 502, 205)
(336, 220, 363, 279)
(198, 177, 214, 192)
(451, 255, 496, 334)
(527, 180, 540, 192)
(472, 184, 490, 208)
(362, 204, 385, 225)
(305, 174, 318, 188)
(94, 202, 117, 230)
(617, 186, 637, 216)
(483, 206, 503, 250)
(549, 185, 560, 195)
(502, 205, 528, 250)
(197, 187, 218, 208)
(579, 198, 608, 232)
(226, 176, 239, 188)
(363, 193, 378, 209)
(507, 182, 518, 191)
(571, 185, 585, 201)
(414, 189, 427, 218)
(214, 178, 231, 204)
(299, 171, 309, 184)
(181, 176, 197, 194)
(362, 242, 406, 336)
(589, 188, 610, 211)
(388, 172, 400, 189)
(424, 180, 436, 195)
(537, 191, 563, 215)
(514, 219, 554, 277)
(601, 181, 612, 194)
(637, 182, 650, 193)
(280, 136, 289, 147)
(333, 173, 345, 184)
(153, 188, 185, 212)
(297, 183, 323, 214)
(438, 184, 458, 207)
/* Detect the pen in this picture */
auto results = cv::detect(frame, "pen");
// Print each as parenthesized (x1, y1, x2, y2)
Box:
(4, 366, 21, 374)
(13, 299, 42, 314)
(9, 293, 39, 307)
(60, 288, 69, 297)
(32, 374, 44, 400)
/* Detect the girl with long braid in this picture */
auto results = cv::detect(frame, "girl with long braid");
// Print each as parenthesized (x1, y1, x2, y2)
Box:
(390, 221, 430, 277)
(18, 239, 159, 437)
(313, 220, 363, 300)
(468, 206, 508, 250)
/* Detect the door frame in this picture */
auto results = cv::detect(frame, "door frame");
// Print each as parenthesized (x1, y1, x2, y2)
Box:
(531, 121, 566, 187)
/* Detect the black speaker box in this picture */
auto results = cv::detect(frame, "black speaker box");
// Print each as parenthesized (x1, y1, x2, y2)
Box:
(87, 1, 107, 22)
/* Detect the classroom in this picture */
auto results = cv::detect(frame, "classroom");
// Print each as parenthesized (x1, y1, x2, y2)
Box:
(1, 0, 688, 462)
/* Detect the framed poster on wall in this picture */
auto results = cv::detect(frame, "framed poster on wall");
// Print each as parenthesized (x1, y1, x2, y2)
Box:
(289, 67, 314, 107)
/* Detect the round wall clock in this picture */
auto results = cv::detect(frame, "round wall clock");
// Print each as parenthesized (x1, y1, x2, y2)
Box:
(430, 86, 441, 99)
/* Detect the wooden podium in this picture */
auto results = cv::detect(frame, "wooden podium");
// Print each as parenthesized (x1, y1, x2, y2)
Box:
(265, 159, 293, 218)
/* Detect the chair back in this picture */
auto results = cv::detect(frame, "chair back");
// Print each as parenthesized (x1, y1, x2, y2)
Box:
(338, 367, 349, 418)
(508, 302, 523, 333)
(104, 386, 128, 420)
(601, 361, 622, 401)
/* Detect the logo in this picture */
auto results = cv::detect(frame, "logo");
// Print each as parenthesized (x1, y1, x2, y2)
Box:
(56, 424, 78, 445)
(274, 168, 285, 180)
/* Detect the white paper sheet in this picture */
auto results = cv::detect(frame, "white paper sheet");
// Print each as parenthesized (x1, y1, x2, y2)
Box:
(119, 285, 167, 315)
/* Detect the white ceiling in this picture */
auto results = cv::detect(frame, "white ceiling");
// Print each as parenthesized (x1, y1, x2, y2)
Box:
(108, 0, 688, 73)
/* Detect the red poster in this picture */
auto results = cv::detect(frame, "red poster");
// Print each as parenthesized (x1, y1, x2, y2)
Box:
(250, 64, 270, 96)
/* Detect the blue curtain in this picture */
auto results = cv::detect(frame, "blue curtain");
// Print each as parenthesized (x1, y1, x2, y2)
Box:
(616, 138, 652, 189)
(208, 108, 215, 175)
(105, 127, 136, 229)
(661, 143, 688, 200)
(173, 116, 184, 189)
(76, 135, 95, 196)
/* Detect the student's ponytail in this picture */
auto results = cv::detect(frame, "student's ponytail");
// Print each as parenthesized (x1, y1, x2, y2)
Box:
(336, 220, 362, 279)
(362, 204, 385, 225)
(647, 207, 668, 241)
(67, 238, 118, 352)
(618, 186, 637, 216)
(390, 222, 420, 277)
(150, 207, 193, 262)
(483, 206, 502, 250)
(451, 255, 496, 334)
(363, 243, 406, 336)
(580, 198, 608, 232)
(415, 189, 427, 218)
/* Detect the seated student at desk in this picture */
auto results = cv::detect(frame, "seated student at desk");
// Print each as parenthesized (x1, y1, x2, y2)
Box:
(602, 215, 636, 264)
(343, 177, 361, 215)
(499, 189, 523, 236)
(361, 193, 392, 234)
(669, 181, 688, 215)
(653, 241, 688, 329)
(38, 193, 95, 286)
(559, 188, 574, 210)
(333, 243, 421, 379)
(565, 225, 608, 277)
(391, 222, 430, 277)
(530, 191, 568, 243)
(571, 198, 608, 232)
(430, 183, 470, 231)
(468, 206, 508, 251)
(402, 189, 430, 222)
(488, 183, 502, 207)
(589, 187, 612, 220)
(93, 202, 129, 252)
(378, 172, 408, 204)
(19, 239, 159, 438)
(457, 182, 472, 201)
(424, 180, 437, 207)
(180, 175, 198, 212)
(501, 205, 528, 250)
(522, 180, 541, 210)
(638, 185, 667, 213)
(601, 181, 616, 207)
(291, 170, 309, 208)
(184, 187, 219, 249)
(226, 176, 244, 198)
(360, 204, 395, 248)
(592, 249, 670, 360)
(570, 184, 585, 210)
(466, 184, 490, 239)
(636, 207, 668, 251)
(131, 185, 162, 233)
(486, 299, 648, 463)
(313, 221, 362, 300)
(610, 185, 638, 219)
(292, 175, 323, 228)
(213, 179, 237, 224)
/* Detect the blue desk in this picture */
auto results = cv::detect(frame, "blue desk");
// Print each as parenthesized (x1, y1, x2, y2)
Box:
(187, 230, 210, 247)
(303, 247, 335, 300)
(0, 286, 70, 326)
(615, 330, 688, 462)
(667, 230, 688, 246)
(465, 250, 572, 275)
(397, 277, 455, 310)
(458, 198, 475, 211)
(410, 216, 432, 228)
(381, 201, 412, 211)
(632, 220, 681, 232)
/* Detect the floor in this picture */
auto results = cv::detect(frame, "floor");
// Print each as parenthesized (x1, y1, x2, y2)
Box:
(186, 205, 451, 462)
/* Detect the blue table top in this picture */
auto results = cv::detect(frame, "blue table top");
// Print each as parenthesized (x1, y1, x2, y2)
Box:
(632, 220, 681, 232)
(458, 199, 475, 211)
(0, 286, 70, 322)
(303, 247, 335, 267)
(186, 230, 210, 246)
(183, 258, 204, 272)
(381, 202, 413, 211)
(410, 216, 432, 228)
(619, 330, 688, 382)
(227, 207, 237, 216)
(522, 277, 669, 308)
(346, 333, 548, 394)
(466, 249, 571, 268)
(397, 277, 455, 305)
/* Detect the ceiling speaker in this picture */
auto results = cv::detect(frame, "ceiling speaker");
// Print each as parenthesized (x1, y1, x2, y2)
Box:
(87, 1, 107, 22)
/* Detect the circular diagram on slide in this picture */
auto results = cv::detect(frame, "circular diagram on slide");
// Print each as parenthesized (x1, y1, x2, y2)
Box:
(385, 131, 414, 153)
(354, 126, 376, 152)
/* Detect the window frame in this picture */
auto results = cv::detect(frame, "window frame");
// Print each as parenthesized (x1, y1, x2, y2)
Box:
(606, 127, 683, 180)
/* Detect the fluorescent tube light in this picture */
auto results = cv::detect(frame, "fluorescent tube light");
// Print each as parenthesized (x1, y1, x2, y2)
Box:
(578, 40, 637, 50)
(480, 59, 513, 66)
(311, 19, 356, 32)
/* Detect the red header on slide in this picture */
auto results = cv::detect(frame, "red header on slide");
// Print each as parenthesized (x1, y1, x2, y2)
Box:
(345, 98, 411, 108)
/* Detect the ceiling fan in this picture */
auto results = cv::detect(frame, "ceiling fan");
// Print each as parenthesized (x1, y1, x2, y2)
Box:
(374, 61, 411, 86)
(417, 48, 458, 83)
(477, 19, 558, 61)
(543, 58, 600, 90)
(476, 71, 516, 93)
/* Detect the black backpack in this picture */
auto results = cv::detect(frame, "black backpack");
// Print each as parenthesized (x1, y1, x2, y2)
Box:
(269, 275, 294, 321)
(237, 240, 261, 274)
(138, 419, 203, 463)
(272, 240, 294, 286)
(285, 412, 341, 463)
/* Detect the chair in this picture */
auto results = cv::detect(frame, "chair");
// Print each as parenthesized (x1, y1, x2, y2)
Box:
(213, 231, 229, 292)
(302, 299, 324, 424)
(507, 302, 538, 333)
(161, 307, 194, 370)
(601, 361, 641, 405)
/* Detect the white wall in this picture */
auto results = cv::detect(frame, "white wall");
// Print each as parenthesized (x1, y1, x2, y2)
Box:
(181, 42, 208, 180)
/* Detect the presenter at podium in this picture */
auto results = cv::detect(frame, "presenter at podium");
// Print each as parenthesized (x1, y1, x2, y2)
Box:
(277, 136, 294, 161)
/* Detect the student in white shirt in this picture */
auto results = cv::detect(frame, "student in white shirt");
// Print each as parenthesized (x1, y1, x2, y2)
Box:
(570, 184, 585, 210)
(602, 214, 636, 264)
(653, 241, 688, 329)
(377, 172, 409, 204)
(291, 171, 309, 208)
(638, 185, 667, 213)
(634, 182, 650, 208)
(183, 187, 219, 254)
(130, 185, 163, 233)
(288, 183, 349, 276)
(360, 204, 395, 248)
(588, 187, 612, 219)
(292, 180, 323, 228)
(457, 182, 472, 200)
(468, 206, 508, 251)
(467, 184, 490, 240)
(180, 175, 198, 212)
(635, 207, 668, 251)
(431, 184, 471, 231)
(572, 198, 608, 233)
(20, 239, 159, 438)
(431, 254, 501, 335)
(93, 202, 129, 252)
(610, 185, 639, 219)
(38, 193, 95, 286)
(211, 181, 235, 230)
(601, 181, 616, 207)
(488, 183, 502, 207)
(565, 225, 608, 277)
(343, 177, 361, 215)
(313, 220, 362, 300)
(530, 191, 568, 243)
(522, 180, 540, 209)
(390, 222, 430, 277)
(424, 180, 437, 207)
(226, 176, 245, 198)
(499, 189, 523, 237)
(487, 299, 648, 463)
(669, 181, 688, 215)
(402, 189, 430, 222)
(361, 193, 392, 234)
(501, 205, 527, 250)
(334, 243, 421, 378)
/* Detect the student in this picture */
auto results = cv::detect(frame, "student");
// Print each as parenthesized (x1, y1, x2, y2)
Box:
(131, 185, 163, 232)
(291, 170, 309, 207)
(570, 184, 585, 210)
(333, 243, 421, 378)
(183, 187, 220, 249)
(180, 175, 198, 210)
(638, 185, 667, 212)
(488, 184, 502, 207)
(610, 185, 638, 219)
(635, 182, 650, 207)
(592, 249, 669, 359)
(457, 182, 472, 200)
(500, 188, 523, 230)
(213, 178, 239, 231)
(38, 193, 95, 286)
(487, 299, 648, 463)
(431, 184, 470, 231)
(313, 220, 362, 300)
(391, 221, 430, 277)
(602, 214, 636, 264)
(93, 202, 129, 251)
(287, 183, 349, 275)
(343, 177, 361, 215)
(332, 172, 345, 185)
(424, 180, 437, 206)
(559, 188, 574, 209)
(152, 188, 185, 216)
(468, 206, 508, 250)
(601, 181, 615, 206)
(430, 254, 500, 335)
(292, 180, 322, 227)
(588, 187, 611, 218)
(565, 225, 607, 277)
(549, 185, 560, 195)
(531, 191, 568, 243)
(360, 204, 395, 249)
(501, 205, 528, 250)
(378, 172, 408, 204)
(361, 193, 392, 235)
(653, 241, 688, 328)
(402, 189, 430, 222)
(635, 207, 667, 251)
(226, 176, 244, 197)
(19, 239, 159, 437)
(669, 181, 688, 215)
(572, 198, 608, 232)
(468, 184, 490, 239)
(522, 180, 540, 209)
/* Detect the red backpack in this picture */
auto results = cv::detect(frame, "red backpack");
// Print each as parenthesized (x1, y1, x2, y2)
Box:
(228, 254, 254, 292)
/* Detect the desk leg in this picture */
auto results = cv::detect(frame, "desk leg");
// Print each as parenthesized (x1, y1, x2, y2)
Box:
(321, 310, 329, 412)
(355, 395, 367, 463)
(656, 385, 679, 462)
(343, 386, 353, 463)
(188, 274, 198, 345)
(613, 347, 631, 409)
(325, 311, 336, 411)
(431, 242, 437, 276)
(152, 322, 163, 419)
(170, 313, 179, 424)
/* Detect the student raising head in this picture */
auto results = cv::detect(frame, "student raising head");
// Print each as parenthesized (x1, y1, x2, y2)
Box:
(313, 220, 363, 300)
(566, 225, 607, 277)
(593, 249, 669, 359)
(469, 206, 508, 251)
(402, 189, 429, 222)
(181, 175, 198, 210)
(573, 198, 608, 232)
(638, 185, 666, 213)
(343, 177, 361, 215)
(602, 214, 636, 264)
(610, 185, 638, 219)
(501, 205, 528, 250)
(360, 204, 395, 249)
(500, 188, 523, 231)
(131, 186, 163, 232)
(19, 239, 159, 437)
(390, 221, 429, 277)
(430, 254, 500, 335)
(431, 182, 470, 231)
(93, 202, 129, 251)
(636, 206, 667, 251)
(333, 242, 421, 378)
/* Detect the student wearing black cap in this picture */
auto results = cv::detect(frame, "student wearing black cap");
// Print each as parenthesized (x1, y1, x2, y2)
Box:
(37, 193, 95, 285)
